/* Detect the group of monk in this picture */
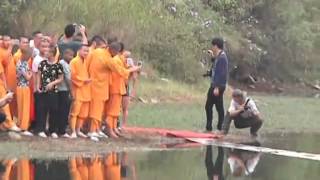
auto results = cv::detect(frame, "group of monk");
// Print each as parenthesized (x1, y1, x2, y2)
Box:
(0, 24, 140, 141)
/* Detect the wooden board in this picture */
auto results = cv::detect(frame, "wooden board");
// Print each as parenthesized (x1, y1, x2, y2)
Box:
(187, 138, 320, 161)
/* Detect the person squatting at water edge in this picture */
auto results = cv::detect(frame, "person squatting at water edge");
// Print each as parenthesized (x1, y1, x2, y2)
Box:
(222, 89, 263, 137)
(0, 24, 142, 141)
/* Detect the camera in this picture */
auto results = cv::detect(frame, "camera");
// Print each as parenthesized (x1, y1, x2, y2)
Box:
(137, 61, 143, 67)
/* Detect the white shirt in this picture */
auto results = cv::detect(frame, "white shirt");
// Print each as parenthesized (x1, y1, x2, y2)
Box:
(228, 154, 260, 175)
(228, 97, 259, 114)
(33, 48, 40, 58)
(32, 55, 45, 73)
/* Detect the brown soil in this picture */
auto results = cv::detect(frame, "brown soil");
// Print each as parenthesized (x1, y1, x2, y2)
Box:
(0, 131, 185, 159)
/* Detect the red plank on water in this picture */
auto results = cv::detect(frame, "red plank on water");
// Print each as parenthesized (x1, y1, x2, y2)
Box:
(123, 127, 222, 139)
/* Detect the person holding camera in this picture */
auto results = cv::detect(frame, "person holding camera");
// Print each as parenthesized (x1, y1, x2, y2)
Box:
(205, 37, 228, 132)
(222, 89, 263, 137)
(58, 24, 88, 58)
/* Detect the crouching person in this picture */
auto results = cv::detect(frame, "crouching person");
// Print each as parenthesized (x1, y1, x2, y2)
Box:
(222, 89, 263, 137)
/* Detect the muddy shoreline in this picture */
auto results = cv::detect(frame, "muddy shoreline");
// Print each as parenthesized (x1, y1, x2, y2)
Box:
(1, 130, 319, 159)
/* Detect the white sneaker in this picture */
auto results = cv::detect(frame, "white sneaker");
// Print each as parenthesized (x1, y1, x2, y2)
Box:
(38, 132, 47, 138)
(70, 133, 77, 139)
(62, 133, 71, 138)
(88, 132, 99, 137)
(90, 136, 99, 142)
(51, 133, 58, 139)
(21, 131, 33, 136)
(9, 125, 21, 132)
(77, 131, 88, 138)
(98, 131, 109, 138)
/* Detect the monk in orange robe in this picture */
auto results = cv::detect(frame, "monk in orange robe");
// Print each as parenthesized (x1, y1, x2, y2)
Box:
(105, 55, 127, 137)
(16, 159, 32, 180)
(69, 44, 92, 138)
(0, 35, 20, 132)
(104, 42, 141, 138)
(16, 47, 33, 136)
(87, 40, 110, 139)
(8, 37, 30, 119)
(88, 156, 104, 180)
(87, 41, 139, 139)
(103, 153, 121, 180)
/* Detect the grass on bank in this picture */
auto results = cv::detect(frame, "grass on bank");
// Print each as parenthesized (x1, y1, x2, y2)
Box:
(127, 78, 320, 133)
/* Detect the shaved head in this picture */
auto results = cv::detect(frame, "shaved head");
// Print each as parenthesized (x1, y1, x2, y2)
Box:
(2, 35, 11, 49)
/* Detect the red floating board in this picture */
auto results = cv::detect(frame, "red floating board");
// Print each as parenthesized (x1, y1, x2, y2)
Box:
(123, 127, 222, 139)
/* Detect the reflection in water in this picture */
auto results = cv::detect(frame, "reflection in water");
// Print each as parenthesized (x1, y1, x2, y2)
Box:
(205, 146, 224, 180)
(1, 140, 320, 180)
(205, 141, 261, 179)
(225, 142, 262, 177)
(0, 152, 136, 180)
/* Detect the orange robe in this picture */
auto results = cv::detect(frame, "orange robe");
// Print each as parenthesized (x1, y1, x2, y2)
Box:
(69, 158, 81, 180)
(16, 159, 31, 180)
(88, 157, 104, 180)
(16, 60, 31, 131)
(104, 153, 121, 180)
(28, 58, 35, 122)
(70, 55, 91, 131)
(106, 55, 128, 129)
(0, 48, 15, 129)
(88, 48, 130, 132)
(76, 157, 89, 180)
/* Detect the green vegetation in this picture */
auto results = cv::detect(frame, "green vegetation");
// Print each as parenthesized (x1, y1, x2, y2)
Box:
(1, 0, 319, 83)
(128, 78, 320, 133)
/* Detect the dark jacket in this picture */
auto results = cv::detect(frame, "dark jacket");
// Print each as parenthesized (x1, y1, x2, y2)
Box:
(211, 51, 228, 88)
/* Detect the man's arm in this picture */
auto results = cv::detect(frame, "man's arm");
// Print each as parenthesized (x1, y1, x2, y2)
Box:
(0, 92, 13, 108)
(79, 25, 88, 45)
(103, 57, 140, 80)
(70, 61, 90, 87)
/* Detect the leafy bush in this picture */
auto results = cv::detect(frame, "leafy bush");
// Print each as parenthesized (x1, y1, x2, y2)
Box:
(0, 0, 319, 82)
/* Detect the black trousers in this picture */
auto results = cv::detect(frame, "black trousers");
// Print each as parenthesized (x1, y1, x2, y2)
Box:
(30, 92, 41, 130)
(34, 92, 59, 133)
(222, 112, 263, 135)
(0, 113, 6, 124)
(205, 86, 225, 131)
(205, 146, 224, 180)
(57, 91, 71, 135)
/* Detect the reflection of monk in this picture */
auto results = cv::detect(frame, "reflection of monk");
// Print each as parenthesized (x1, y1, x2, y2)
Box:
(16, 159, 32, 180)
(69, 158, 81, 180)
(227, 142, 262, 177)
(0, 159, 15, 180)
(69, 157, 90, 180)
(0, 159, 35, 180)
(88, 156, 103, 180)
(205, 146, 224, 180)
(104, 153, 121, 180)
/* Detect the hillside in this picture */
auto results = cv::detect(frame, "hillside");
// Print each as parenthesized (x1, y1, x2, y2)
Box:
(0, 0, 319, 88)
